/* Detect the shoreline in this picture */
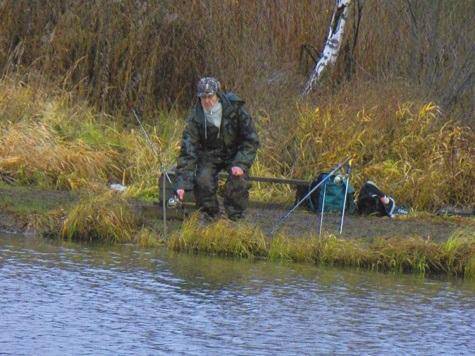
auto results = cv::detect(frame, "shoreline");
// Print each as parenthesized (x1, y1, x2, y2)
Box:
(1, 185, 474, 279)
(1, 185, 473, 240)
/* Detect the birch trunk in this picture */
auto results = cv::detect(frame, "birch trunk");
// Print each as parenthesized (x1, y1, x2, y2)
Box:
(302, 0, 352, 96)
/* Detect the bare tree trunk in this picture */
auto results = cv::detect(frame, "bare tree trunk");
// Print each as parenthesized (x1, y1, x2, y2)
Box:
(302, 0, 352, 96)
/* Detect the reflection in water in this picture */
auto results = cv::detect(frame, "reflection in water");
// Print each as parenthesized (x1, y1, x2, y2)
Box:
(1, 233, 474, 354)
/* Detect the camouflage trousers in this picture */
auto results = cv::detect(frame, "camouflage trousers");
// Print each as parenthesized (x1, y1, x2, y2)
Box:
(194, 160, 250, 219)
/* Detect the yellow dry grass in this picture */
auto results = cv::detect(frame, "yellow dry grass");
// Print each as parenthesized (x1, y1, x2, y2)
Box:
(169, 213, 268, 259)
(0, 120, 118, 189)
(61, 191, 137, 243)
(1, 80, 473, 211)
(0, 81, 185, 198)
(255, 91, 474, 210)
(170, 217, 475, 277)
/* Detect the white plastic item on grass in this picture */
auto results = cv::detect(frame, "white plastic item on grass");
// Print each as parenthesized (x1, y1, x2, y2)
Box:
(110, 183, 127, 192)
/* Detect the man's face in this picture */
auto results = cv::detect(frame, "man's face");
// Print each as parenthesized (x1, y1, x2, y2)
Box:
(200, 94, 218, 111)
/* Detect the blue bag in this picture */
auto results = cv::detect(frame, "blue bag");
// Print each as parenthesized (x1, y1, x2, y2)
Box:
(307, 173, 356, 213)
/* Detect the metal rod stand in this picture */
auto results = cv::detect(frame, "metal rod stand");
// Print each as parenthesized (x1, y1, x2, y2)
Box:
(339, 163, 352, 234)
(271, 157, 350, 235)
(319, 180, 327, 236)
(162, 172, 167, 237)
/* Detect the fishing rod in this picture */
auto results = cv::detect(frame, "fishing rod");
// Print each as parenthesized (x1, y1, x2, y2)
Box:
(132, 108, 173, 184)
(271, 156, 351, 235)
(131, 108, 176, 236)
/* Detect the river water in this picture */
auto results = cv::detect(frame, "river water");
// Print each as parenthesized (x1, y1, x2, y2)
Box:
(1, 233, 474, 355)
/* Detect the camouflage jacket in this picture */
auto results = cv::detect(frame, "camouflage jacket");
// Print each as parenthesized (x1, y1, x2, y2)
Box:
(175, 92, 259, 190)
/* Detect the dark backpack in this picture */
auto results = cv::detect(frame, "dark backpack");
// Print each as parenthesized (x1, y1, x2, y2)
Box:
(356, 181, 396, 217)
(301, 173, 356, 213)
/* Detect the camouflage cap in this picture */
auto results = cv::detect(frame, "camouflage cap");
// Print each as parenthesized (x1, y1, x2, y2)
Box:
(197, 77, 220, 97)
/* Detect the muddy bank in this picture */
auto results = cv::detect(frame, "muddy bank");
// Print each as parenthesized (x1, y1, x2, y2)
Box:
(0, 186, 77, 234)
(0, 186, 473, 241)
(0, 212, 27, 234)
(128, 199, 472, 242)
(244, 206, 471, 242)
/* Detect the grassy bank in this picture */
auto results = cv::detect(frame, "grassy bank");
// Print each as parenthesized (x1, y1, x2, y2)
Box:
(169, 216, 475, 278)
(1, 182, 473, 278)
(38, 198, 475, 278)
(1, 80, 473, 208)
(0, 78, 473, 279)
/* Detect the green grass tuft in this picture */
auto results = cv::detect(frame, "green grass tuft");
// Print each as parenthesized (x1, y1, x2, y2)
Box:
(169, 218, 475, 278)
(61, 191, 138, 243)
(136, 227, 163, 248)
(169, 214, 268, 259)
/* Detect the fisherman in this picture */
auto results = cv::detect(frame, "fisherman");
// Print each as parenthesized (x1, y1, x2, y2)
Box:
(174, 77, 259, 221)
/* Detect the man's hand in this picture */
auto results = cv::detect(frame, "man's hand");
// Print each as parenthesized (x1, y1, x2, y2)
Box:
(231, 166, 244, 176)
(176, 189, 185, 201)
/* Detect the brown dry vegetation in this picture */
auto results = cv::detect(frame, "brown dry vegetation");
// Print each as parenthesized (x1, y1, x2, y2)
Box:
(0, 2, 473, 234)
(22, 193, 472, 277)
(0, 0, 473, 121)
(1, 80, 473, 210)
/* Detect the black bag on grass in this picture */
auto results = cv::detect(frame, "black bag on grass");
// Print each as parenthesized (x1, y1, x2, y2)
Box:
(356, 181, 396, 217)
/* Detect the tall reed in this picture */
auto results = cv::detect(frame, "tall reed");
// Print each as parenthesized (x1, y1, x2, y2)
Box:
(1, 80, 473, 210)
(0, 1, 472, 121)
(252, 79, 474, 209)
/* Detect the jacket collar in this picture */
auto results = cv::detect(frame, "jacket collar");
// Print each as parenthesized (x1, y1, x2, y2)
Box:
(195, 92, 234, 122)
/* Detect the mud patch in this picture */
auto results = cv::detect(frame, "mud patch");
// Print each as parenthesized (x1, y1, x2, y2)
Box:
(1, 186, 473, 242)
(245, 206, 469, 242)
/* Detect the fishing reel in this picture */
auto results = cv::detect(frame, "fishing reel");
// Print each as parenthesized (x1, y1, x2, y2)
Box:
(167, 195, 182, 209)
(334, 161, 352, 185)
(333, 174, 344, 185)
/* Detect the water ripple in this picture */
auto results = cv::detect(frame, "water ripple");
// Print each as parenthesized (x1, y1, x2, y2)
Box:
(1, 233, 474, 355)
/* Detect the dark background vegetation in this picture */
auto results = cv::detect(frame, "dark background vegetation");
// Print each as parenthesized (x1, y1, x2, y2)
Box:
(0, 0, 473, 123)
